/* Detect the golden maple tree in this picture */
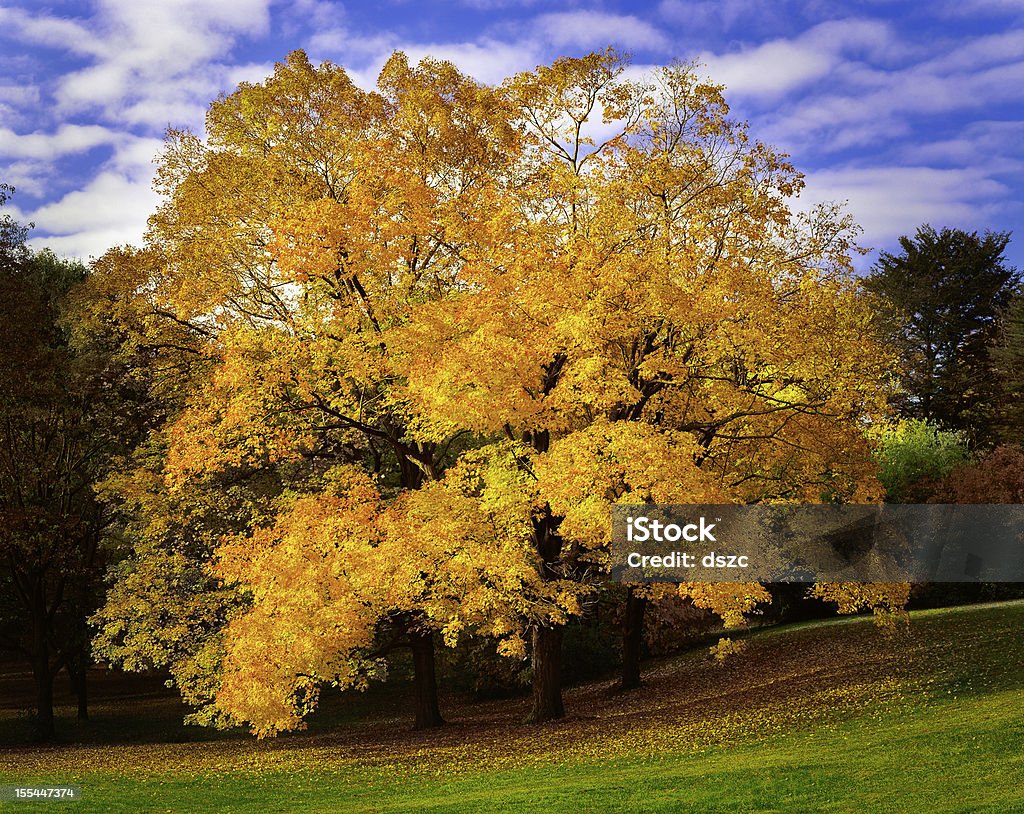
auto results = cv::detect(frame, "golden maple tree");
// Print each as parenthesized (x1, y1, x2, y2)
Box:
(91, 48, 905, 735)
(393, 50, 901, 719)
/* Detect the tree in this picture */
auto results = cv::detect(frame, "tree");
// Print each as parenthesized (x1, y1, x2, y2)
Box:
(0, 189, 119, 739)
(868, 419, 970, 503)
(864, 225, 1019, 443)
(93, 49, 905, 735)
(932, 445, 1024, 504)
(396, 51, 900, 719)
(92, 51, 522, 732)
(991, 294, 1024, 444)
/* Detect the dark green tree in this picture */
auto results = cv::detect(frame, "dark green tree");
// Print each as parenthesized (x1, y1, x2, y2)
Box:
(991, 295, 1024, 444)
(864, 225, 1019, 444)
(0, 188, 128, 740)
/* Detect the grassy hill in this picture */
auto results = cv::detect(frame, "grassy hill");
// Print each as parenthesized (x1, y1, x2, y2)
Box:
(2, 601, 1022, 813)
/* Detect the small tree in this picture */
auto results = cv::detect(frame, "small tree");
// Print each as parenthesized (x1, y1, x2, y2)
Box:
(869, 419, 971, 503)
(933, 445, 1024, 503)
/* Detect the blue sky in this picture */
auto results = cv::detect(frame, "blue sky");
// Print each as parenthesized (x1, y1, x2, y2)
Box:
(2, 0, 1023, 271)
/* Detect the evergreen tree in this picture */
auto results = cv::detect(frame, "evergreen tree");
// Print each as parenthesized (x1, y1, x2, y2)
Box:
(864, 225, 1019, 444)
(991, 294, 1024, 444)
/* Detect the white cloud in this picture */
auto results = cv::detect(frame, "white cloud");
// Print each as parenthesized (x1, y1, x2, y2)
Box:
(0, 124, 122, 159)
(697, 19, 901, 99)
(24, 169, 159, 260)
(937, 0, 1024, 17)
(397, 39, 543, 85)
(457, 0, 542, 8)
(0, 6, 104, 57)
(938, 29, 1024, 71)
(700, 40, 833, 97)
(27, 227, 147, 260)
(12, 131, 165, 260)
(0, 83, 40, 107)
(307, 28, 401, 66)
(0, 160, 52, 198)
(535, 11, 670, 53)
(799, 166, 1009, 259)
(286, 0, 344, 28)
(107, 136, 166, 173)
(742, 19, 1024, 156)
(224, 61, 280, 88)
(658, 0, 776, 31)
(307, 29, 542, 88)
(14, 0, 274, 129)
(908, 121, 1024, 171)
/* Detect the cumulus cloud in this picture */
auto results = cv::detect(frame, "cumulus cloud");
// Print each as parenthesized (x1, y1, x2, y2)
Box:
(799, 165, 1011, 262)
(3, 0, 275, 130)
(534, 11, 670, 52)
(24, 168, 160, 260)
(0, 124, 122, 159)
(11, 128, 166, 260)
(696, 19, 902, 99)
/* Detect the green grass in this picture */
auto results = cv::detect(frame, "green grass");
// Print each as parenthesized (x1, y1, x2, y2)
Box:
(2, 601, 1023, 813)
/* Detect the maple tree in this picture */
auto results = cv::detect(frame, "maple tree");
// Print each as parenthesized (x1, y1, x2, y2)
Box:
(89, 48, 907, 735)
(932, 445, 1024, 503)
(92, 51, 533, 732)
(395, 50, 900, 717)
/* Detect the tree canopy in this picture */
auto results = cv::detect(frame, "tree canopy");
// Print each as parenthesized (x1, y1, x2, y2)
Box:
(86, 49, 908, 736)
(864, 225, 1020, 444)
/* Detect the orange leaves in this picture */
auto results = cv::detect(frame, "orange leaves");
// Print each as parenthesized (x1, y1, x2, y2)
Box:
(163, 328, 319, 488)
(683, 582, 771, 630)
(213, 467, 387, 735)
(208, 454, 567, 734)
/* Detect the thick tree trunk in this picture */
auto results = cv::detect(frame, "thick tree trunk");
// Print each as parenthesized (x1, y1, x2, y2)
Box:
(32, 659, 55, 742)
(408, 629, 444, 729)
(619, 589, 647, 691)
(527, 625, 565, 722)
(69, 663, 88, 721)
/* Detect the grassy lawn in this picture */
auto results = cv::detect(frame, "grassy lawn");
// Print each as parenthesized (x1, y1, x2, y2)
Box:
(2, 601, 1022, 813)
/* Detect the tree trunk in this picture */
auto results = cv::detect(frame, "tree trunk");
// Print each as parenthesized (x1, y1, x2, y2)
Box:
(619, 589, 647, 691)
(69, 663, 88, 721)
(527, 624, 565, 722)
(408, 629, 444, 729)
(32, 659, 55, 742)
